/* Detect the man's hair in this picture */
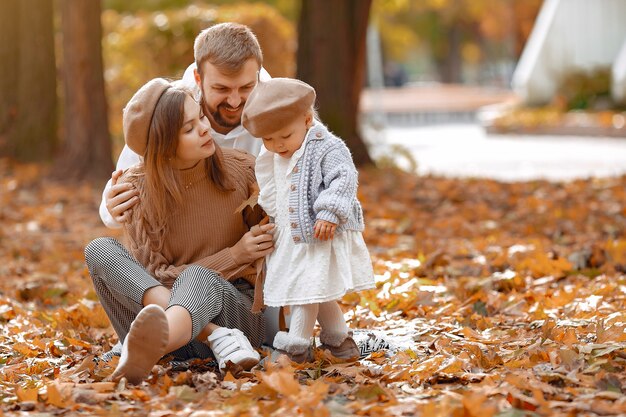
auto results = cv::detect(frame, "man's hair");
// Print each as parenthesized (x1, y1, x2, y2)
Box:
(194, 22, 263, 75)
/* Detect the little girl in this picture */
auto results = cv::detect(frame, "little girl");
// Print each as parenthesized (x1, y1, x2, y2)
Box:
(241, 78, 375, 362)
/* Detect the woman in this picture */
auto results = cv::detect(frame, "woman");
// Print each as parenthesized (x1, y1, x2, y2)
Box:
(84, 78, 274, 384)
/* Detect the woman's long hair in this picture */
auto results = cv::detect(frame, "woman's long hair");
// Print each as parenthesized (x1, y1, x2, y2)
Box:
(129, 87, 234, 248)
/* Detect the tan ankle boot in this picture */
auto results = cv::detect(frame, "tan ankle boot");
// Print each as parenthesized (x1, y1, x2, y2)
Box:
(319, 333, 360, 361)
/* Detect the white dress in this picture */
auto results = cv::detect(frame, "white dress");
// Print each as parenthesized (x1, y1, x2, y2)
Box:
(260, 146, 375, 307)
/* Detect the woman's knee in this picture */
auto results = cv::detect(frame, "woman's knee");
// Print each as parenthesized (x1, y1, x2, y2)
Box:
(84, 237, 122, 272)
(171, 266, 225, 302)
(178, 265, 222, 287)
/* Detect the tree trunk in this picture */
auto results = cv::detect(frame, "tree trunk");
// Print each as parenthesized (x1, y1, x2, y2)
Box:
(54, 0, 113, 181)
(297, 0, 373, 167)
(0, 0, 57, 161)
(0, 1, 19, 154)
(435, 24, 463, 84)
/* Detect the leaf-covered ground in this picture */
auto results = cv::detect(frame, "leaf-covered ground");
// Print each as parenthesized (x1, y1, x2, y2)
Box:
(1, 157, 626, 416)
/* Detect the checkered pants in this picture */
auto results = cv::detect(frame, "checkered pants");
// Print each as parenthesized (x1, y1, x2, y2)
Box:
(84, 237, 265, 361)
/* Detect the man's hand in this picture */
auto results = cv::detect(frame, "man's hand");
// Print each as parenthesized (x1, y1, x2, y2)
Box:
(105, 169, 139, 224)
(314, 220, 337, 241)
(231, 222, 275, 264)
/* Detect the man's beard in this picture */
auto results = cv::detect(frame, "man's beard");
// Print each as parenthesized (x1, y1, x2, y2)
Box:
(205, 101, 243, 130)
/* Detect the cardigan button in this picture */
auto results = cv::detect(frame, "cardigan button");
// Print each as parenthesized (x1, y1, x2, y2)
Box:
(293, 166, 299, 173)
(290, 184, 296, 191)
(294, 236, 301, 242)
(288, 207, 295, 213)
(291, 222, 298, 228)
(316, 132, 322, 138)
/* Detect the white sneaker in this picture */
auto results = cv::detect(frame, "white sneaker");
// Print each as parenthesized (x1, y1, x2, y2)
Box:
(111, 305, 169, 385)
(207, 327, 260, 372)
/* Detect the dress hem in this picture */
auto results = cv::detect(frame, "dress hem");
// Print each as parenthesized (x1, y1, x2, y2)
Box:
(263, 282, 375, 307)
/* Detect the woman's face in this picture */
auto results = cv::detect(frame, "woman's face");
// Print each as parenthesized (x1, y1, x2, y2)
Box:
(173, 95, 216, 169)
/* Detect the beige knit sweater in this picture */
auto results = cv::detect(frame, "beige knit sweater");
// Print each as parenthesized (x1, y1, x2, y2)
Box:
(121, 149, 264, 290)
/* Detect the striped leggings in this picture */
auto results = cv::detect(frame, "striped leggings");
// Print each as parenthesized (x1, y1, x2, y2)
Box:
(84, 237, 265, 361)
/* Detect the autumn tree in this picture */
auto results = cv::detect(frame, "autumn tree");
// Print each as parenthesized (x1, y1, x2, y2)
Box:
(0, 0, 57, 161)
(296, 0, 373, 166)
(0, 1, 19, 153)
(55, 0, 113, 181)
(372, 0, 543, 84)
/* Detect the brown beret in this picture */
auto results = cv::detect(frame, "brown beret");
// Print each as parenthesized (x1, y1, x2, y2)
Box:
(123, 78, 171, 155)
(242, 78, 316, 138)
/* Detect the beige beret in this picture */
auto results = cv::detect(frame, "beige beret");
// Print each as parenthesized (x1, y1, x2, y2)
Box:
(242, 78, 316, 138)
(123, 78, 171, 155)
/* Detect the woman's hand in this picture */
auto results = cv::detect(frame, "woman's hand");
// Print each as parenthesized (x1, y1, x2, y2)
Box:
(231, 222, 275, 264)
(314, 220, 337, 241)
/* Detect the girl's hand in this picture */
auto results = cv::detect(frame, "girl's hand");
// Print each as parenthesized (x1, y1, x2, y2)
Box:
(314, 220, 337, 241)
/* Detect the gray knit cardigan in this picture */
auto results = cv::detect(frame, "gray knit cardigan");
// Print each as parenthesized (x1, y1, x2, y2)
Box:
(255, 121, 365, 244)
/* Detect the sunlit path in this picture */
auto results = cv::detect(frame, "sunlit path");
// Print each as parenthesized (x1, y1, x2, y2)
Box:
(367, 123, 626, 181)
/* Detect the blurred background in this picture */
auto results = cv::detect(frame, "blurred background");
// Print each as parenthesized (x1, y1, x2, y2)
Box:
(1, 0, 625, 182)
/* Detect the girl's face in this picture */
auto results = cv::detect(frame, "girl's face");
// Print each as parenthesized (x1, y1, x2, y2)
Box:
(173, 95, 216, 169)
(262, 112, 312, 159)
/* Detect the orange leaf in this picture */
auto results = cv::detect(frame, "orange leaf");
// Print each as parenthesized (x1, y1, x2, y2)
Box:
(15, 386, 38, 403)
(46, 382, 68, 408)
(260, 369, 301, 397)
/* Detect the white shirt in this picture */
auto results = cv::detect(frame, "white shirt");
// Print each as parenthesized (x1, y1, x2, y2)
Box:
(99, 63, 271, 228)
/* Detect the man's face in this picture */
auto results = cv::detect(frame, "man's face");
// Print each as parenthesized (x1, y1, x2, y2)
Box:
(195, 58, 259, 134)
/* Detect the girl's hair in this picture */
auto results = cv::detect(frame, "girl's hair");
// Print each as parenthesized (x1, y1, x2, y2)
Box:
(309, 106, 320, 123)
(130, 87, 234, 246)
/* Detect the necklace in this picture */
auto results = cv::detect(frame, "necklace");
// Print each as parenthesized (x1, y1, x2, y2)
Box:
(182, 175, 203, 190)
(179, 161, 204, 191)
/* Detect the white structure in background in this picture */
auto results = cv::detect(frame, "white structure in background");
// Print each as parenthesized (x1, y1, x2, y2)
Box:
(361, 24, 390, 160)
(365, 24, 386, 128)
(613, 41, 626, 104)
(512, 0, 626, 105)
